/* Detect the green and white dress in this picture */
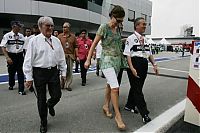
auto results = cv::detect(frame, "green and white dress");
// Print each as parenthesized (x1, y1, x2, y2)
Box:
(96, 23, 128, 75)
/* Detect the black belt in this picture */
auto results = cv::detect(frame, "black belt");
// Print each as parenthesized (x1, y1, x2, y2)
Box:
(8, 52, 23, 55)
(132, 56, 146, 59)
(33, 66, 57, 70)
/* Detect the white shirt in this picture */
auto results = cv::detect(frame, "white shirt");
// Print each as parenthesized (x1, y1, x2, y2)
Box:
(123, 31, 152, 58)
(23, 35, 35, 50)
(23, 33, 67, 81)
(96, 40, 102, 59)
(0, 31, 25, 53)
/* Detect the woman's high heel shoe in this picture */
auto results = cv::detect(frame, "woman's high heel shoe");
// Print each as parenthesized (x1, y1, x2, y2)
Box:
(103, 107, 113, 118)
(115, 116, 126, 131)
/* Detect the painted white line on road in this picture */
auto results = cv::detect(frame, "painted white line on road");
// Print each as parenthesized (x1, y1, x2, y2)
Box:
(0, 81, 8, 85)
(0, 73, 8, 76)
(134, 99, 185, 133)
(149, 66, 189, 73)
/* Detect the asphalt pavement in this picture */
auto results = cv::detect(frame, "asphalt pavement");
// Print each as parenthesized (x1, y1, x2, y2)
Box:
(0, 52, 197, 132)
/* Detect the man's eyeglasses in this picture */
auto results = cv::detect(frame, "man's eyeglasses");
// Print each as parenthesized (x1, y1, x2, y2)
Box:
(45, 24, 54, 28)
(81, 32, 86, 34)
(63, 26, 69, 28)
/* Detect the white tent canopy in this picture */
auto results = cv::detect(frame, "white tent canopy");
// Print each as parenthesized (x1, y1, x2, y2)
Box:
(158, 38, 171, 45)
(147, 38, 156, 45)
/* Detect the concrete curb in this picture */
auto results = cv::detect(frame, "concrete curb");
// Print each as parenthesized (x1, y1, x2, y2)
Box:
(134, 99, 185, 133)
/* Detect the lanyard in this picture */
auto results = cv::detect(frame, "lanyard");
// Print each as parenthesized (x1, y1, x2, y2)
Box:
(45, 38, 54, 50)
(134, 33, 146, 53)
(14, 34, 19, 49)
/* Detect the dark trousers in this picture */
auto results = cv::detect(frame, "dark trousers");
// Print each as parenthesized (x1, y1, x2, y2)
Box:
(96, 58, 100, 75)
(33, 66, 62, 125)
(117, 68, 128, 85)
(126, 57, 149, 117)
(75, 61, 79, 72)
(7, 52, 24, 92)
(79, 59, 87, 83)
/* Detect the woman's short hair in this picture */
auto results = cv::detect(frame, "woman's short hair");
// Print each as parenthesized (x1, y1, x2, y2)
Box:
(109, 5, 125, 18)
(38, 16, 54, 28)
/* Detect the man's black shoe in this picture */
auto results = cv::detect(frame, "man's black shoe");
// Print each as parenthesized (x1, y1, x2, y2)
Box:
(82, 82, 86, 86)
(96, 72, 99, 76)
(101, 75, 105, 78)
(18, 91, 26, 95)
(40, 125, 47, 133)
(48, 106, 55, 116)
(142, 115, 151, 124)
(8, 87, 13, 90)
(124, 106, 139, 114)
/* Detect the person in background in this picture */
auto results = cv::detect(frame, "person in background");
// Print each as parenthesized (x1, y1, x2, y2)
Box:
(58, 22, 78, 91)
(23, 16, 66, 133)
(77, 29, 92, 86)
(123, 17, 159, 124)
(53, 30, 59, 37)
(95, 40, 104, 77)
(84, 5, 126, 130)
(23, 28, 32, 54)
(0, 21, 26, 95)
(23, 25, 40, 92)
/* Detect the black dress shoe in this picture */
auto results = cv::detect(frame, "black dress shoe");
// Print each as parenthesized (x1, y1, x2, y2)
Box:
(142, 115, 151, 124)
(101, 75, 105, 78)
(8, 87, 13, 90)
(40, 125, 47, 133)
(96, 72, 99, 76)
(18, 91, 26, 95)
(82, 82, 86, 86)
(48, 106, 55, 116)
(124, 106, 139, 114)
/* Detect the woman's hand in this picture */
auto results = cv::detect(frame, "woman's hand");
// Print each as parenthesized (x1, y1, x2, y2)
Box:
(153, 65, 159, 75)
(84, 60, 91, 69)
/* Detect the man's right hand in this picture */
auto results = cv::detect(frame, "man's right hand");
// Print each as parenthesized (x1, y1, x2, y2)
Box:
(6, 57, 13, 65)
(131, 68, 140, 78)
(25, 81, 33, 89)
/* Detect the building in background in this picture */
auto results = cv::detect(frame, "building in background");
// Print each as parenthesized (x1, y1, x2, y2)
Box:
(0, 0, 153, 55)
(0, 0, 152, 37)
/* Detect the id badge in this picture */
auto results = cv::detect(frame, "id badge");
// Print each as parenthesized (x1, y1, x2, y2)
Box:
(65, 42, 69, 48)
(84, 44, 88, 49)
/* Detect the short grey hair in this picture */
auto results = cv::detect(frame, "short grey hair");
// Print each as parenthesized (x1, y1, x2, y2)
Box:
(38, 16, 54, 28)
(63, 22, 71, 28)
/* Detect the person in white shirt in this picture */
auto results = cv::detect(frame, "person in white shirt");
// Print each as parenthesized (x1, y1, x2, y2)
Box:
(0, 21, 26, 95)
(23, 16, 66, 133)
(123, 17, 159, 124)
(95, 40, 104, 77)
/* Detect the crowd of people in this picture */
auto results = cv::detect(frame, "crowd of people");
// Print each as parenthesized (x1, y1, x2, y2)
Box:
(0, 5, 159, 133)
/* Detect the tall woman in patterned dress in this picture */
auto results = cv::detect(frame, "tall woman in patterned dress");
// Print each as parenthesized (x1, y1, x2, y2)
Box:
(84, 5, 126, 130)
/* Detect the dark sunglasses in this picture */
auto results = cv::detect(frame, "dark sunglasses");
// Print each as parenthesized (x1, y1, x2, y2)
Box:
(114, 17, 123, 23)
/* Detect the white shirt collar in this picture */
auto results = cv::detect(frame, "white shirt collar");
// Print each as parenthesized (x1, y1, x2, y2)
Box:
(40, 33, 52, 41)
(11, 30, 19, 36)
(134, 31, 142, 38)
